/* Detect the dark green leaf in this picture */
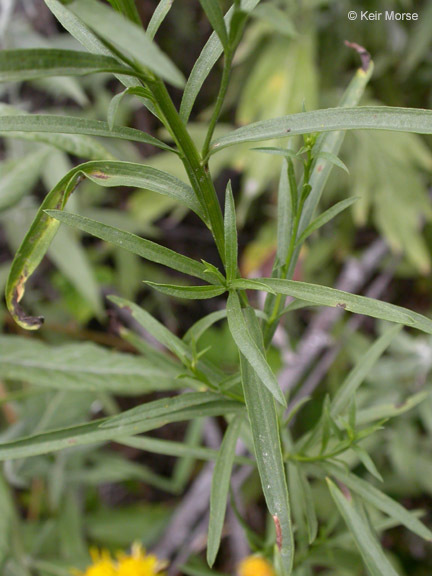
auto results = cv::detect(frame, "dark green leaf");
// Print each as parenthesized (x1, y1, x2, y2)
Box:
(145, 282, 226, 300)
(224, 181, 238, 282)
(199, 0, 229, 50)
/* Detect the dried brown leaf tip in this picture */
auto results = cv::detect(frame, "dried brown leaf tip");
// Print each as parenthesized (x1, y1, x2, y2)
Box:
(272, 514, 282, 550)
(344, 40, 371, 72)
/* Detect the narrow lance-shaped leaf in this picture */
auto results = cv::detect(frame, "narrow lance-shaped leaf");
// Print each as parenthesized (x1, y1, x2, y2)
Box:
(0, 394, 244, 462)
(323, 462, 432, 542)
(211, 106, 432, 153)
(224, 181, 238, 282)
(0, 114, 174, 153)
(5, 161, 205, 330)
(0, 49, 139, 83)
(295, 197, 358, 246)
(180, 0, 261, 122)
(106, 0, 141, 25)
(145, 282, 226, 300)
(199, 0, 229, 50)
(226, 291, 286, 406)
(232, 278, 432, 336)
(68, 0, 185, 88)
(147, 0, 175, 40)
(207, 415, 242, 566)
(45, 210, 214, 283)
(240, 308, 294, 575)
(327, 479, 400, 576)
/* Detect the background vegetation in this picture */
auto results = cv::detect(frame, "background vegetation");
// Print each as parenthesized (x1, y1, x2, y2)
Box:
(0, 1, 432, 575)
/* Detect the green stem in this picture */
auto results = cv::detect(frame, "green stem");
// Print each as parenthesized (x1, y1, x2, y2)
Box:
(148, 79, 226, 263)
(202, 52, 233, 162)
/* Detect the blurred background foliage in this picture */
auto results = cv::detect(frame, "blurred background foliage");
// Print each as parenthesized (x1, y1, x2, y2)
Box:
(0, 0, 431, 575)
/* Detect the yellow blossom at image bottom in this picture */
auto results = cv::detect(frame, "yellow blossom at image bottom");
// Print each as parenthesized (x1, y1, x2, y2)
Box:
(238, 556, 276, 576)
(73, 544, 166, 576)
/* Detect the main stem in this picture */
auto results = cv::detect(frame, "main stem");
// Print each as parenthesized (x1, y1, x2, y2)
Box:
(149, 79, 226, 264)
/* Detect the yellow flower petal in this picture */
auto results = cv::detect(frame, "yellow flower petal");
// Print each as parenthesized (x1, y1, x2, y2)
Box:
(237, 556, 276, 576)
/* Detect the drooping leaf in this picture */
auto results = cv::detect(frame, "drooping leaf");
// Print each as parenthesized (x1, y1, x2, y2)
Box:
(226, 291, 286, 406)
(211, 106, 432, 153)
(5, 161, 206, 330)
(207, 415, 242, 566)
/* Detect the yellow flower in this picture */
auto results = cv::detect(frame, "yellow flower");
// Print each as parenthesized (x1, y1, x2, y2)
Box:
(117, 543, 167, 576)
(238, 555, 276, 576)
(71, 544, 166, 576)
(73, 548, 117, 576)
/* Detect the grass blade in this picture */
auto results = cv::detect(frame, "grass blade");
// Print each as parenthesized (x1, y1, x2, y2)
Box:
(226, 292, 286, 407)
(69, 0, 185, 88)
(145, 282, 226, 300)
(232, 278, 432, 336)
(207, 415, 242, 566)
(240, 308, 293, 574)
(326, 478, 400, 576)
(45, 211, 212, 283)
(211, 106, 432, 153)
(224, 181, 238, 282)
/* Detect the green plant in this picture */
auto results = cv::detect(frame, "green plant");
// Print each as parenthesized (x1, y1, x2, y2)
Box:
(1, 1, 432, 575)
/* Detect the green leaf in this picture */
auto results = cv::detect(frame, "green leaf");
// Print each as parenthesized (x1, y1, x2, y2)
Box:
(324, 462, 432, 542)
(239, 308, 294, 574)
(224, 181, 238, 282)
(68, 0, 185, 88)
(316, 151, 349, 174)
(295, 197, 358, 246)
(6, 161, 204, 330)
(147, 0, 175, 40)
(331, 325, 402, 417)
(0, 393, 244, 462)
(106, 0, 141, 25)
(326, 478, 401, 576)
(0, 114, 173, 153)
(145, 282, 226, 300)
(0, 49, 136, 83)
(183, 310, 228, 344)
(226, 292, 286, 407)
(109, 295, 189, 362)
(0, 474, 14, 569)
(119, 435, 253, 466)
(0, 335, 179, 395)
(45, 210, 212, 283)
(199, 0, 229, 50)
(0, 149, 48, 212)
(232, 278, 432, 336)
(207, 415, 242, 566)
(211, 106, 432, 153)
(180, 0, 261, 122)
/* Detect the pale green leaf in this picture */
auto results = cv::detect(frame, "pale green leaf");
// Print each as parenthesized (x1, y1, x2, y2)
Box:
(224, 181, 238, 282)
(296, 197, 358, 246)
(145, 282, 226, 300)
(147, 0, 175, 40)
